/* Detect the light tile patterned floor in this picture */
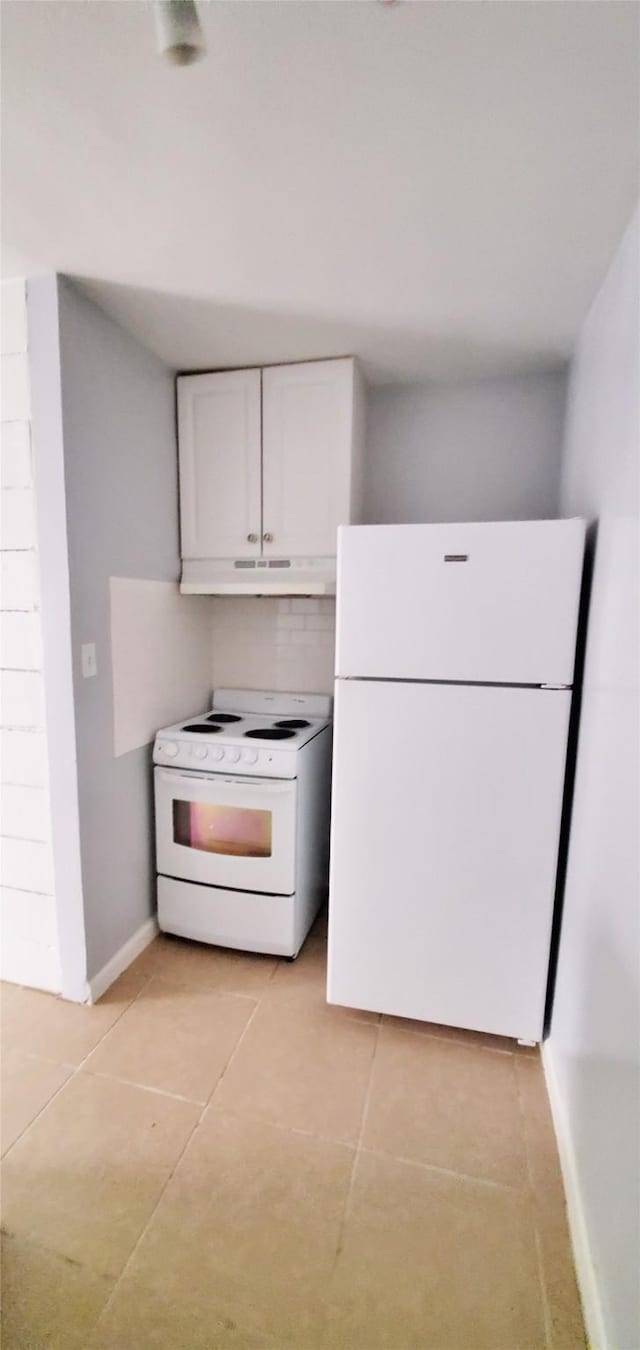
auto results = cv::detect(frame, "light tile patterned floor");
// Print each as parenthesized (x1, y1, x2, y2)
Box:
(1, 912, 586, 1349)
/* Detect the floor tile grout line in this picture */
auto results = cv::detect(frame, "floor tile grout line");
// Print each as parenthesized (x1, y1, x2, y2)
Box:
(1, 973, 155, 1162)
(79, 1066, 209, 1108)
(354, 1022, 380, 1154)
(2, 942, 307, 1159)
(330, 1018, 381, 1274)
(2, 1046, 78, 1070)
(380, 1019, 520, 1057)
(513, 1053, 554, 1350)
(84, 1084, 214, 1337)
(1, 1067, 74, 1163)
(139, 972, 265, 1004)
(3, 948, 569, 1350)
(83, 1113, 206, 1342)
(88, 990, 268, 1339)
(158, 1082, 533, 1198)
(201, 991, 263, 1111)
(534, 1223, 555, 1350)
(513, 1058, 538, 1196)
(265, 955, 282, 986)
(205, 983, 265, 1112)
(82, 937, 313, 1339)
(276, 1121, 356, 1154)
(2, 942, 310, 1329)
(197, 1097, 358, 1155)
(81, 980, 266, 1114)
(80, 978, 263, 1108)
(23, 960, 271, 1346)
(358, 1144, 529, 1196)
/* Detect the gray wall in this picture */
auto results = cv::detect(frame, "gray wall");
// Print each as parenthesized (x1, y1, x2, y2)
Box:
(57, 279, 181, 979)
(26, 276, 87, 1001)
(363, 370, 567, 524)
(548, 213, 639, 1348)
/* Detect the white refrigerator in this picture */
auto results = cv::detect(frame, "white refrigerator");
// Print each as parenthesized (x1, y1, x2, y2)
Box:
(327, 519, 585, 1043)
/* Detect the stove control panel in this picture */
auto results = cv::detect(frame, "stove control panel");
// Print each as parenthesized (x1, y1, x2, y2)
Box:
(153, 737, 303, 779)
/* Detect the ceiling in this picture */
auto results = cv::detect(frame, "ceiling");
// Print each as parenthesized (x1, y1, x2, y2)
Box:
(2, 0, 638, 383)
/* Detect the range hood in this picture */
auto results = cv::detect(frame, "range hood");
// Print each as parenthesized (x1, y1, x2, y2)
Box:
(180, 557, 336, 596)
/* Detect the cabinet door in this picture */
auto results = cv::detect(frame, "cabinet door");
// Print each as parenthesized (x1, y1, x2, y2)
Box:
(261, 359, 354, 558)
(178, 370, 261, 560)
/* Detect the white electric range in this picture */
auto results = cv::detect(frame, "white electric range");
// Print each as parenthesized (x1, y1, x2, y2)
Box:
(153, 689, 332, 957)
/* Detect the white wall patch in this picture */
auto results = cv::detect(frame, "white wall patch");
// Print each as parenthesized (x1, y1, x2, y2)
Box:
(110, 577, 212, 758)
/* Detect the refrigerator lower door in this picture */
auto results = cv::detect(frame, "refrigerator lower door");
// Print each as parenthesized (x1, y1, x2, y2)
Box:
(327, 679, 571, 1041)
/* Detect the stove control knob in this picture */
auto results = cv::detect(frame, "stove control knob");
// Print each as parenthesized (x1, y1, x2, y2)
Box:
(210, 746, 224, 761)
(242, 749, 258, 765)
(193, 745, 208, 761)
(226, 748, 240, 764)
(162, 741, 178, 758)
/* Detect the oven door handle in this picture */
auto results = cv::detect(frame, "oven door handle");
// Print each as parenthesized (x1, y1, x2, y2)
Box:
(156, 769, 294, 795)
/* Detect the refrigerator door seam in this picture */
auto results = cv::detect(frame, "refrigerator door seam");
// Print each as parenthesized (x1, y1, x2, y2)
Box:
(340, 676, 572, 690)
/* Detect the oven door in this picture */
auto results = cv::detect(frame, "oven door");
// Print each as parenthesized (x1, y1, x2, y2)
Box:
(155, 767, 296, 896)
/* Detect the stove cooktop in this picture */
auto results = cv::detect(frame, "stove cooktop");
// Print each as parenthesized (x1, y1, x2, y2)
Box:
(153, 689, 333, 776)
(172, 709, 325, 747)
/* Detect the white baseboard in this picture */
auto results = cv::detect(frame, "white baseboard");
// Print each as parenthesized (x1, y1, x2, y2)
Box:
(87, 915, 159, 1004)
(541, 1041, 609, 1350)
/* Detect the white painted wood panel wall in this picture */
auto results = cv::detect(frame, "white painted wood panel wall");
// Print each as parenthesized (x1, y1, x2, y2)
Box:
(0, 279, 60, 992)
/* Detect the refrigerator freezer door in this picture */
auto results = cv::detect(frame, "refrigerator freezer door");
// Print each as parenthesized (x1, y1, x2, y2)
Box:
(327, 679, 571, 1041)
(335, 520, 585, 686)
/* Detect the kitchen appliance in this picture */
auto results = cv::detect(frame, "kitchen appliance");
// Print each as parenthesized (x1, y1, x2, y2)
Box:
(327, 519, 585, 1043)
(154, 689, 332, 957)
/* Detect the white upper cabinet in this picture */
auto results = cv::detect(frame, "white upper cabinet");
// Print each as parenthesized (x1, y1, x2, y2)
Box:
(261, 358, 357, 559)
(178, 369, 261, 560)
(177, 357, 365, 593)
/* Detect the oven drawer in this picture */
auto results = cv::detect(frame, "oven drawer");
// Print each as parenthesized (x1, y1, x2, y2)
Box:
(154, 767, 296, 896)
(157, 875, 299, 956)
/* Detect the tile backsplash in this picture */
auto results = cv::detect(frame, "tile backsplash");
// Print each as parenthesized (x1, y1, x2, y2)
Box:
(211, 596, 336, 695)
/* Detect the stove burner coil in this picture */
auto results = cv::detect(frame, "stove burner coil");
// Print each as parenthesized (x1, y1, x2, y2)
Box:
(182, 723, 223, 734)
(274, 719, 310, 729)
(244, 728, 296, 740)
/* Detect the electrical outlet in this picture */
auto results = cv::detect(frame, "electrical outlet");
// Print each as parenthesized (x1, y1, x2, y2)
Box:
(81, 642, 97, 678)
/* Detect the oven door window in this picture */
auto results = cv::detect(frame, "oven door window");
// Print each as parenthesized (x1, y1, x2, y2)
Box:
(173, 800, 272, 858)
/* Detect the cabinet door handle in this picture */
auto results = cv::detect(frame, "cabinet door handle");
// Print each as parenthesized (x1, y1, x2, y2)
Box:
(247, 533, 258, 543)
(263, 532, 274, 543)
